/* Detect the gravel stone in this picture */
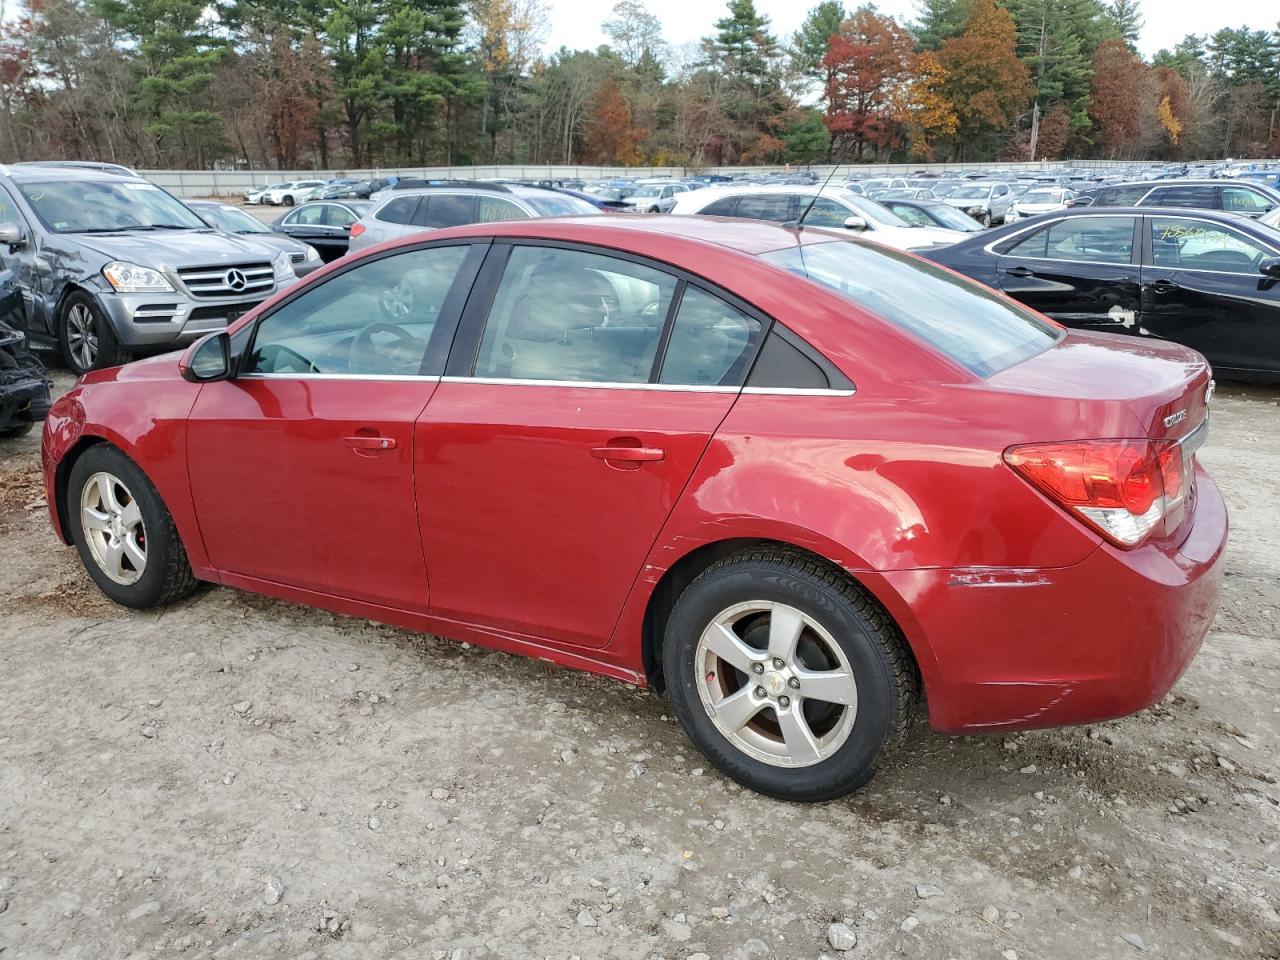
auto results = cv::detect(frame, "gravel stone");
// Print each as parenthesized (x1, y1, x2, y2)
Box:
(827, 922, 858, 950)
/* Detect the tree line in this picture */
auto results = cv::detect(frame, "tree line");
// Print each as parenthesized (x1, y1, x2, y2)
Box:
(0, 0, 1277, 170)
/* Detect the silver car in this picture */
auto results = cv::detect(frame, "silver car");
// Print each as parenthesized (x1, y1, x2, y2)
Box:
(348, 184, 600, 254)
(939, 181, 1015, 226)
(617, 181, 692, 213)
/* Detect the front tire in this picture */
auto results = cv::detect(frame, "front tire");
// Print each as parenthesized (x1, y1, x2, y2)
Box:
(67, 444, 199, 608)
(283, 195, 295, 207)
(663, 549, 918, 801)
(59, 292, 131, 375)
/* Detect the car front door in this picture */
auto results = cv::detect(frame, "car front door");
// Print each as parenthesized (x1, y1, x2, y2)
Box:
(185, 241, 487, 608)
(415, 242, 765, 649)
(995, 215, 1141, 332)
(1140, 214, 1280, 376)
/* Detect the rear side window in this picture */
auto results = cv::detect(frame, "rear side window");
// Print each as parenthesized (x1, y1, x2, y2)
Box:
(734, 194, 793, 222)
(424, 195, 478, 229)
(376, 196, 420, 225)
(1221, 185, 1274, 214)
(1005, 216, 1135, 264)
(480, 196, 526, 222)
(658, 287, 762, 387)
(473, 246, 677, 383)
(1096, 185, 1148, 205)
(760, 240, 1059, 377)
(700, 196, 740, 216)
(1143, 184, 1215, 208)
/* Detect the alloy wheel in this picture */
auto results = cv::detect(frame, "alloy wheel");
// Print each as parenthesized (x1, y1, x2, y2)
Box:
(80, 471, 147, 585)
(695, 600, 858, 768)
(66, 303, 98, 370)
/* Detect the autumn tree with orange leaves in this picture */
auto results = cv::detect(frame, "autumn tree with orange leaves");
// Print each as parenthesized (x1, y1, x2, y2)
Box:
(936, 0, 1034, 159)
(1090, 38, 1148, 157)
(585, 76, 647, 164)
(821, 9, 915, 160)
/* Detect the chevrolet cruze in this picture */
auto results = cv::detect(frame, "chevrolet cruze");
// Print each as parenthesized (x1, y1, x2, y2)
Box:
(41, 216, 1226, 801)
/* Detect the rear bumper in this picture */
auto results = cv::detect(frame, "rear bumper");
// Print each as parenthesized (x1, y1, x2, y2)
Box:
(884, 466, 1227, 733)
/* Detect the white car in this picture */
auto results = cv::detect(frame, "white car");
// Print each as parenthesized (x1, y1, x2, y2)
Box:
(244, 183, 286, 205)
(264, 180, 326, 206)
(1005, 187, 1076, 222)
(669, 184, 970, 251)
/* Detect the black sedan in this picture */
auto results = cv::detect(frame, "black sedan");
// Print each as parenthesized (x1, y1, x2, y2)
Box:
(926, 206, 1280, 382)
(271, 200, 372, 262)
(186, 200, 324, 277)
(877, 198, 984, 233)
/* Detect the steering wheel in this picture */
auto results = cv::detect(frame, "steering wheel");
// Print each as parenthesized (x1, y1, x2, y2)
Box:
(349, 322, 425, 375)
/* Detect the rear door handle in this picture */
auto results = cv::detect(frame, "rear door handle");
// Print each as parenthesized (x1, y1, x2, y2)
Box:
(1002, 265, 1033, 277)
(591, 445, 664, 462)
(343, 435, 397, 451)
(1149, 279, 1180, 293)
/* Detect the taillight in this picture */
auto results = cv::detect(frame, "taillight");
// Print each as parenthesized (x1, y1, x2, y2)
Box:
(1004, 439, 1189, 547)
(350, 223, 366, 237)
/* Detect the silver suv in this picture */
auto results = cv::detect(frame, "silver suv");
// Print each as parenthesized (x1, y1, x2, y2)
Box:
(939, 181, 1015, 226)
(0, 164, 295, 373)
(348, 183, 600, 253)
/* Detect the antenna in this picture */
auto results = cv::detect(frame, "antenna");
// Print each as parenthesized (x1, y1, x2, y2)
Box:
(788, 138, 857, 233)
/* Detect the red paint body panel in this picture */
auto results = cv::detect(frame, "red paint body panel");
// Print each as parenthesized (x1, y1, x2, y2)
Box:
(416, 381, 734, 648)
(186, 377, 435, 609)
(41, 217, 1228, 736)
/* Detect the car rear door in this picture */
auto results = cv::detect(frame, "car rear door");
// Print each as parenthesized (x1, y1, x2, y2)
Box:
(1140, 214, 1280, 376)
(186, 241, 486, 609)
(994, 214, 1142, 332)
(414, 241, 766, 648)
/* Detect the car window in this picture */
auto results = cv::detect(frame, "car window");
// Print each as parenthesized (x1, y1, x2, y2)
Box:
(733, 194, 793, 222)
(473, 246, 677, 383)
(800, 197, 854, 228)
(323, 205, 357, 228)
(1143, 184, 1215, 208)
(1005, 216, 1134, 264)
(884, 202, 931, 227)
(479, 196, 526, 222)
(1097, 185, 1148, 205)
(1221, 186, 1274, 215)
(1149, 217, 1273, 274)
(424, 194, 478, 229)
(376, 196, 420, 225)
(289, 204, 326, 226)
(246, 246, 470, 376)
(700, 196, 739, 216)
(761, 240, 1059, 378)
(658, 286, 763, 387)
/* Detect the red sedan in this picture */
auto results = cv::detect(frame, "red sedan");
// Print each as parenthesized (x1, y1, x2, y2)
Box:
(41, 216, 1226, 801)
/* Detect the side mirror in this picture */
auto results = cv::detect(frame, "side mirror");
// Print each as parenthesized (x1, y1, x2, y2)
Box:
(1260, 257, 1280, 278)
(843, 215, 868, 231)
(0, 222, 26, 248)
(179, 331, 232, 382)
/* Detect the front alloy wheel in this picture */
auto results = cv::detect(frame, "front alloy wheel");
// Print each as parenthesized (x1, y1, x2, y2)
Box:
(80, 470, 147, 585)
(65, 302, 98, 372)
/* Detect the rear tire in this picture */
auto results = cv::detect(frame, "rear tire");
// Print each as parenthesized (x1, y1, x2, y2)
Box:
(0, 422, 34, 439)
(663, 548, 918, 801)
(67, 444, 199, 608)
(59, 292, 131, 375)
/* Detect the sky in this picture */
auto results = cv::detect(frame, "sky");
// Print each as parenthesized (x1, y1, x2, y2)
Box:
(544, 0, 1278, 60)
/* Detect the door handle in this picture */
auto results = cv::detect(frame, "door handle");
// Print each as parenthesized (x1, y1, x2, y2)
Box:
(591, 445, 664, 462)
(343, 435, 397, 451)
(1002, 265, 1033, 277)
(1149, 279, 1180, 293)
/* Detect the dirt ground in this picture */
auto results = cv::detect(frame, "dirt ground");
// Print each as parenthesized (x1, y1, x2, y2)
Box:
(0, 370, 1277, 960)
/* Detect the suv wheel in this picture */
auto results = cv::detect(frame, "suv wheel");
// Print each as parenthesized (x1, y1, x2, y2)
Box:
(67, 444, 199, 608)
(283, 195, 295, 207)
(663, 548, 919, 801)
(60, 292, 130, 375)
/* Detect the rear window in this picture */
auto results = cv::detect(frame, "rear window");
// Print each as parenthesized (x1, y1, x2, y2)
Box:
(759, 240, 1060, 377)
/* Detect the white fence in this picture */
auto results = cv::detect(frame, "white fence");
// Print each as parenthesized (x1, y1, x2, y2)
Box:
(143, 159, 1143, 198)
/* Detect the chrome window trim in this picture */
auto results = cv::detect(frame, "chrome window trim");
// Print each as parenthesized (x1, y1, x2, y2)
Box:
(742, 386, 855, 397)
(238, 372, 441, 382)
(440, 375, 737, 393)
(982, 213, 1139, 266)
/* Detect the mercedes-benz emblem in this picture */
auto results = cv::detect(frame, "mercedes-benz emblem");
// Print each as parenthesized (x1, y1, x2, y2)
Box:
(224, 269, 247, 291)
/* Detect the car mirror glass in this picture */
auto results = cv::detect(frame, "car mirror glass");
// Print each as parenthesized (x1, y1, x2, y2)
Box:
(180, 331, 231, 382)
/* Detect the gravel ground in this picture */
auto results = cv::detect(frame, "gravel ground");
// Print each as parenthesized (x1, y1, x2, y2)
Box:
(1, 372, 1277, 960)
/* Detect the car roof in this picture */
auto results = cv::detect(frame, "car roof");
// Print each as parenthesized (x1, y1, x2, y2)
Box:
(0, 163, 149, 184)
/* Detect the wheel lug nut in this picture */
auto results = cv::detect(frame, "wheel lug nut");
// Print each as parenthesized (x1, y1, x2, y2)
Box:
(778, 696, 790, 708)
(772, 658, 784, 669)
(754, 686, 766, 698)
(751, 663, 764, 675)
(788, 677, 800, 689)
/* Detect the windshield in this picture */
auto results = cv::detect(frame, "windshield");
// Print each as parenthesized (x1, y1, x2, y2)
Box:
(198, 204, 271, 233)
(925, 203, 984, 231)
(19, 179, 207, 233)
(523, 195, 602, 217)
(879, 189, 922, 200)
(1023, 190, 1066, 204)
(861, 179, 892, 190)
(837, 193, 911, 227)
(930, 182, 963, 197)
(632, 185, 666, 198)
(759, 240, 1059, 376)
(951, 184, 995, 200)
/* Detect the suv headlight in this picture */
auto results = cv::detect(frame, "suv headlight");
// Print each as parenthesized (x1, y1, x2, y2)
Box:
(102, 261, 174, 293)
(273, 251, 293, 281)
